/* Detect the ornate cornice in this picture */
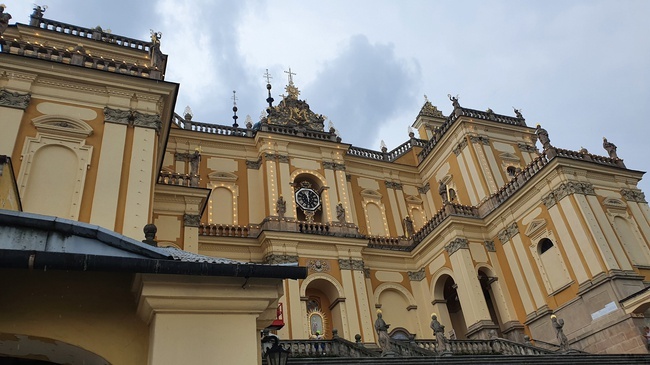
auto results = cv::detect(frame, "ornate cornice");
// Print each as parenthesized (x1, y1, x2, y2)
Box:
(104, 107, 131, 125)
(469, 135, 490, 145)
(265, 254, 299, 265)
(133, 111, 162, 132)
(246, 158, 262, 170)
(445, 237, 469, 256)
(103, 107, 161, 132)
(517, 142, 537, 153)
(418, 183, 430, 194)
(498, 222, 519, 244)
(453, 138, 469, 156)
(338, 258, 364, 271)
(384, 181, 403, 190)
(621, 189, 646, 203)
(484, 240, 496, 252)
(541, 181, 596, 208)
(183, 214, 201, 227)
(407, 268, 426, 281)
(264, 153, 289, 163)
(322, 161, 346, 171)
(0, 90, 31, 110)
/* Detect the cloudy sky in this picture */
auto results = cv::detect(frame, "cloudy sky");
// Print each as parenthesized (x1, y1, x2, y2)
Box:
(7, 1, 650, 192)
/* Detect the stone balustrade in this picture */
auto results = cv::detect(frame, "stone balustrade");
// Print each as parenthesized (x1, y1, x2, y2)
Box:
(158, 171, 193, 187)
(33, 17, 152, 52)
(199, 223, 258, 238)
(172, 114, 252, 136)
(272, 337, 554, 359)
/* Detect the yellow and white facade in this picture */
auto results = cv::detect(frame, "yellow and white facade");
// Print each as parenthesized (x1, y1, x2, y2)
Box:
(1, 6, 650, 363)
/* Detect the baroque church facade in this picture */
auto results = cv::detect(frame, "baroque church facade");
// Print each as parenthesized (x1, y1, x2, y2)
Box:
(1, 5, 649, 363)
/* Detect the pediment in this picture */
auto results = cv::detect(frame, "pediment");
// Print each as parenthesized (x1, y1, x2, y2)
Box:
(32, 115, 93, 138)
(406, 195, 423, 204)
(360, 189, 382, 199)
(603, 197, 627, 210)
(499, 152, 520, 162)
(208, 171, 238, 182)
(525, 219, 547, 237)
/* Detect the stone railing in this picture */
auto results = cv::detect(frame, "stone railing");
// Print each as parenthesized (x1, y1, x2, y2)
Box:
(259, 123, 338, 142)
(413, 338, 554, 355)
(276, 337, 553, 359)
(417, 114, 458, 162)
(278, 337, 378, 358)
(33, 17, 152, 52)
(367, 236, 412, 251)
(549, 147, 625, 168)
(410, 203, 480, 246)
(198, 223, 258, 238)
(198, 218, 361, 238)
(478, 155, 548, 216)
(346, 138, 427, 163)
(347, 146, 386, 160)
(457, 108, 526, 127)
(158, 171, 194, 187)
(172, 114, 252, 136)
(418, 107, 525, 163)
(298, 221, 330, 235)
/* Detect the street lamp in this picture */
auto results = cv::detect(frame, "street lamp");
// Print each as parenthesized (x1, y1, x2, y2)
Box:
(263, 335, 289, 365)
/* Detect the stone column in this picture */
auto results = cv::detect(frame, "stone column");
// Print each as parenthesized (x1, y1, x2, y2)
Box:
(264, 153, 279, 218)
(445, 237, 496, 339)
(90, 108, 128, 230)
(122, 113, 160, 240)
(408, 268, 434, 336)
(246, 158, 265, 223)
(338, 258, 364, 340)
(277, 154, 295, 219)
(384, 181, 404, 236)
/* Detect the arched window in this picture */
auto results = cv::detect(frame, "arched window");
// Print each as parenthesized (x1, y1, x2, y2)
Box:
(538, 238, 554, 254)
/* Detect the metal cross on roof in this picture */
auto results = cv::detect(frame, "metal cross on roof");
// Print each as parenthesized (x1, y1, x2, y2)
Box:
(264, 69, 273, 84)
(284, 67, 296, 84)
(232, 90, 238, 106)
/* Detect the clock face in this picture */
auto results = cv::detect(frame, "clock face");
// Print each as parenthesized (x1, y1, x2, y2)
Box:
(295, 188, 321, 211)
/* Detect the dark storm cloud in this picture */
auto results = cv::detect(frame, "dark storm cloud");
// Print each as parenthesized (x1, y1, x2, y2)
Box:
(303, 35, 421, 147)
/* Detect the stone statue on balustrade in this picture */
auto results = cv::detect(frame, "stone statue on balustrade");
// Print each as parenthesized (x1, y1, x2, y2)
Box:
(602, 137, 619, 159)
(0, 5, 11, 35)
(149, 29, 164, 69)
(448, 94, 460, 109)
(403, 215, 414, 238)
(336, 202, 345, 224)
(276, 196, 286, 219)
(29, 5, 46, 27)
(551, 315, 569, 352)
(535, 124, 552, 151)
(430, 313, 450, 353)
(439, 181, 448, 203)
(375, 310, 396, 357)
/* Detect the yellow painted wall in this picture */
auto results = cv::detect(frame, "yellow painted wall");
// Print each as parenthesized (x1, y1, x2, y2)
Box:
(0, 269, 148, 365)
